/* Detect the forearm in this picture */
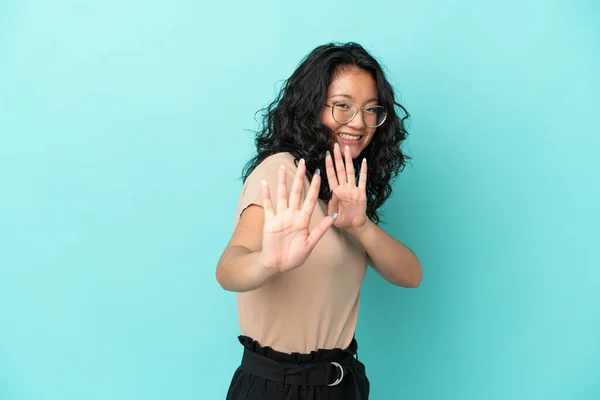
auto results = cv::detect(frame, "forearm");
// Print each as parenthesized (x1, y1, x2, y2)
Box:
(347, 220, 422, 287)
(216, 246, 279, 292)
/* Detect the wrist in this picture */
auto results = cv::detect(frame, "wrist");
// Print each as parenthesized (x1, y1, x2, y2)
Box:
(346, 218, 374, 239)
(254, 251, 281, 279)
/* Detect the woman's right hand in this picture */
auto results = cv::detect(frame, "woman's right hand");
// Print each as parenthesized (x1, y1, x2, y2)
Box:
(260, 159, 337, 273)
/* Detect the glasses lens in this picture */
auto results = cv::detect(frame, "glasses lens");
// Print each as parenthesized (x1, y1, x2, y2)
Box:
(332, 102, 357, 124)
(364, 106, 387, 128)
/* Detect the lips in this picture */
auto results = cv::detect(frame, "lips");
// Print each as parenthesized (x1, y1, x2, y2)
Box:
(337, 132, 364, 146)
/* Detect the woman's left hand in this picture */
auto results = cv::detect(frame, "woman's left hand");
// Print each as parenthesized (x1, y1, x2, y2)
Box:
(325, 144, 368, 231)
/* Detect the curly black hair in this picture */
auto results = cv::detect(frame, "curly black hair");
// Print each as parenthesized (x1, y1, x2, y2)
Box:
(241, 42, 410, 224)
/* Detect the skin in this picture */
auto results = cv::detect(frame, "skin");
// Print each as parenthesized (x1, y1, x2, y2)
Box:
(215, 67, 422, 293)
(322, 67, 422, 287)
(321, 67, 378, 159)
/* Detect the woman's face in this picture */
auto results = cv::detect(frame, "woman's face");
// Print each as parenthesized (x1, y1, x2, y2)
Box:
(321, 67, 379, 159)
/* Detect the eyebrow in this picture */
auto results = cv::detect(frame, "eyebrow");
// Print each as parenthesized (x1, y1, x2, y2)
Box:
(330, 94, 379, 104)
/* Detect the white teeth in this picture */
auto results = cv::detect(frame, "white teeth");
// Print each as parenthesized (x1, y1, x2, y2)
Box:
(339, 134, 361, 140)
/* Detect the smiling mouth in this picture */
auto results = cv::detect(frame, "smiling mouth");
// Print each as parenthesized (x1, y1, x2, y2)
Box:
(338, 133, 363, 141)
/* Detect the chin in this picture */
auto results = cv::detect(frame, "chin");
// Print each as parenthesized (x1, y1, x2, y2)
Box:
(334, 136, 368, 160)
(349, 148, 363, 159)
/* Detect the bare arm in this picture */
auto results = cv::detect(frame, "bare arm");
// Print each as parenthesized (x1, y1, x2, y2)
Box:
(216, 205, 278, 292)
(347, 221, 422, 288)
(216, 159, 335, 293)
(326, 144, 422, 288)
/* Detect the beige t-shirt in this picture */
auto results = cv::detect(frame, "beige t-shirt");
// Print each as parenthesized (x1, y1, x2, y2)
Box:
(234, 152, 367, 354)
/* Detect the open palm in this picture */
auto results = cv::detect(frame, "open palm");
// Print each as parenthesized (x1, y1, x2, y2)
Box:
(261, 160, 336, 272)
(325, 144, 368, 230)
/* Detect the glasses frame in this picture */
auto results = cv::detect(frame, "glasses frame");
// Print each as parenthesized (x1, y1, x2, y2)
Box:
(325, 101, 387, 128)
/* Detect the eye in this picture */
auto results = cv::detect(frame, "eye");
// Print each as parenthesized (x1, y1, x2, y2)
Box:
(365, 106, 378, 114)
(335, 102, 351, 109)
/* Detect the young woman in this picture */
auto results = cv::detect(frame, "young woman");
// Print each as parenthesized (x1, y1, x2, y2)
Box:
(216, 42, 422, 400)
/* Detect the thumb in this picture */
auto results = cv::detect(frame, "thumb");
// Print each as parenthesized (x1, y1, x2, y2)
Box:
(328, 192, 339, 216)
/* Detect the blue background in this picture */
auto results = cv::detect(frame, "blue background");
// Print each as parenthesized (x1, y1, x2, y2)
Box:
(1, 0, 599, 399)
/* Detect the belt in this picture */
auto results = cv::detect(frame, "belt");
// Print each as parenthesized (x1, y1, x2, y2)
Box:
(240, 346, 355, 389)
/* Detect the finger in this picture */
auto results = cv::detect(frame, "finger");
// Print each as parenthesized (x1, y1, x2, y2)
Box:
(276, 164, 288, 214)
(261, 179, 275, 219)
(344, 145, 356, 185)
(328, 192, 339, 217)
(288, 159, 306, 210)
(358, 158, 368, 191)
(333, 143, 347, 185)
(325, 151, 338, 190)
(301, 168, 322, 217)
(306, 215, 336, 250)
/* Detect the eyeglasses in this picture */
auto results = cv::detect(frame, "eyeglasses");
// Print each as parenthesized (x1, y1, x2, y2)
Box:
(325, 101, 387, 128)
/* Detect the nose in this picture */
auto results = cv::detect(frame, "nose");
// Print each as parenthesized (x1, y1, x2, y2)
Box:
(346, 108, 366, 130)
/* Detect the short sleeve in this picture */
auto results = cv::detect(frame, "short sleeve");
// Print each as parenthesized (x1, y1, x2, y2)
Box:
(235, 153, 302, 223)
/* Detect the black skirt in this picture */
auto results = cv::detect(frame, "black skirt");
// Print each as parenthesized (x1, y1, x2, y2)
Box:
(226, 335, 370, 400)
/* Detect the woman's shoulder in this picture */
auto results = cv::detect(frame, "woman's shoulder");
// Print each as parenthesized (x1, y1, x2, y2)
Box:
(253, 152, 298, 173)
(238, 152, 300, 208)
(261, 152, 296, 165)
(241, 152, 298, 187)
